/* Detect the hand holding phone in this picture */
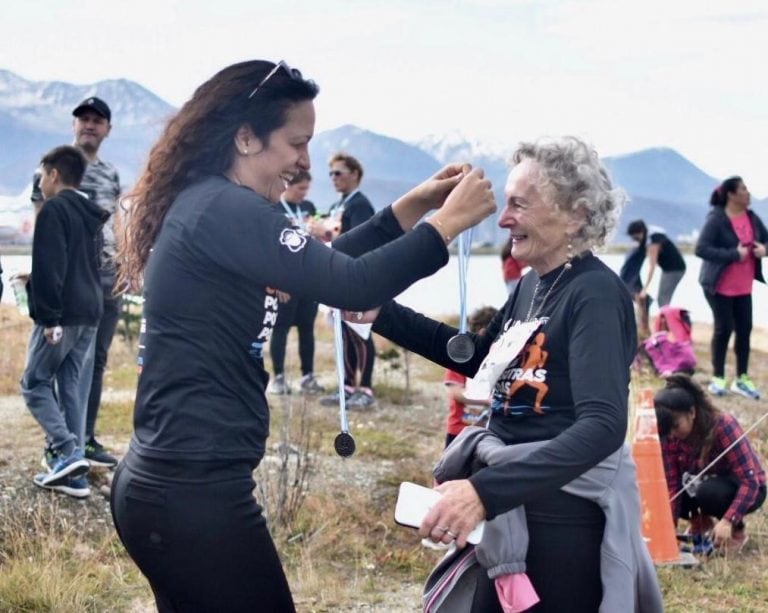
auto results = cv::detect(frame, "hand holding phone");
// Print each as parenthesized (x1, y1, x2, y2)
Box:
(394, 482, 485, 545)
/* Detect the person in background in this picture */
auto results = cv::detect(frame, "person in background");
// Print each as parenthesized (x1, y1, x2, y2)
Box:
(626, 219, 686, 308)
(319, 152, 378, 409)
(111, 59, 496, 611)
(443, 306, 497, 448)
(619, 237, 651, 336)
(21, 145, 108, 499)
(359, 136, 654, 611)
(654, 374, 766, 554)
(500, 236, 525, 294)
(268, 169, 325, 395)
(31, 97, 122, 469)
(695, 176, 767, 399)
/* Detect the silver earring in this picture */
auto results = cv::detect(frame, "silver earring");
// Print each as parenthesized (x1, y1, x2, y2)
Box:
(243, 147, 248, 155)
(565, 239, 573, 269)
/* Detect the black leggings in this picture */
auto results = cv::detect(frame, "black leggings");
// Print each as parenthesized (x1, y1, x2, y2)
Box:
(342, 323, 375, 388)
(270, 297, 319, 376)
(111, 450, 295, 613)
(680, 476, 766, 528)
(470, 490, 605, 613)
(86, 287, 122, 439)
(705, 292, 753, 378)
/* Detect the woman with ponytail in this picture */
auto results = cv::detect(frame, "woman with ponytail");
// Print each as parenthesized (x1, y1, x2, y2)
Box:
(110, 60, 496, 611)
(696, 177, 767, 398)
(654, 374, 766, 553)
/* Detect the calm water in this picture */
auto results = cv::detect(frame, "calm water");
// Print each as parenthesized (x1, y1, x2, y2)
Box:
(2, 253, 767, 327)
(399, 253, 768, 328)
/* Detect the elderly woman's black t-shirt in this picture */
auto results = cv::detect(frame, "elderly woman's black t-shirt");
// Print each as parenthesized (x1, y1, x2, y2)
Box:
(372, 253, 637, 520)
(131, 175, 448, 464)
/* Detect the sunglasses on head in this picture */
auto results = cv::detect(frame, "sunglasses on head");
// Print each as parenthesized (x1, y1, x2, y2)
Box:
(248, 60, 307, 99)
(328, 170, 348, 178)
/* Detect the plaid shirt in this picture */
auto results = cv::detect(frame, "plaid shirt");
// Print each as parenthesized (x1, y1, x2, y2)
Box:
(661, 412, 766, 524)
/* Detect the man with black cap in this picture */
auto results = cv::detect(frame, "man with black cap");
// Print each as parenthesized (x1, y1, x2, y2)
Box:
(30, 96, 122, 469)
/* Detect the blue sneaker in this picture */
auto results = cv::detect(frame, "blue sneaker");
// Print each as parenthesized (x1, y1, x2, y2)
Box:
(730, 374, 760, 400)
(38, 448, 89, 487)
(85, 437, 118, 468)
(54, 475, 91, 499)
(33, 473, 91, 499)
(679, 533, 714, 556)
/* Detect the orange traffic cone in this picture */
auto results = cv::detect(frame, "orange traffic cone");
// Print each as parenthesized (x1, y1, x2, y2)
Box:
(631, 388, 683, 564)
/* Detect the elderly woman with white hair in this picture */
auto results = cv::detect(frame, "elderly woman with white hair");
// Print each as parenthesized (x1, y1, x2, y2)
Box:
(358, 136, 661, 611)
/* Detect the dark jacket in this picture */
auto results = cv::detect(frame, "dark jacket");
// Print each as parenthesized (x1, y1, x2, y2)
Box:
(333, 191, 375, 234)
(28, 189, 109, 326)
(695, 207, 768, 295)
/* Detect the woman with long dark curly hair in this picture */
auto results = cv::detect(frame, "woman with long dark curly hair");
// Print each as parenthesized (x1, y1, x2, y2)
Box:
(654, 374, 766, 553)
(110, 59, 496, 612)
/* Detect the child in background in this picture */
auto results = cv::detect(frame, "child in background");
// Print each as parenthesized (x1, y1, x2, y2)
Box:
(654, 374, 766, 554)
(443, 306, 498, 448)
(21, 145, 108, 498)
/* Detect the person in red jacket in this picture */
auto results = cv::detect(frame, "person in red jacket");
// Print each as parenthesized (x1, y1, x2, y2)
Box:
(501, 236, 526, 294)
(443, 306, 497, 447)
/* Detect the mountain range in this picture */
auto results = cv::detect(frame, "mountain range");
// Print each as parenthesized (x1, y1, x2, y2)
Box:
(2, 69, 760, 245)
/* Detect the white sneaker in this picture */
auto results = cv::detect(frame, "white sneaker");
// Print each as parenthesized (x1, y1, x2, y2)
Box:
(708, 377, 727, 396)
(268, 374, 291, 395)
(300, 374, 325, 395)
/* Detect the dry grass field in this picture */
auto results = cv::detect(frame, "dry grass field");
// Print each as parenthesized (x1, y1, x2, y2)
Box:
(0, 303, 766, 612)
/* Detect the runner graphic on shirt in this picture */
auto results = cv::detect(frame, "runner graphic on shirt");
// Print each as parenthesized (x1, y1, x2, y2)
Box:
(505, 331, 549, 414)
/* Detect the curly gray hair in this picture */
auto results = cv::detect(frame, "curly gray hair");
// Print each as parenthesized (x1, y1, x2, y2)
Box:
(511, 136, 626, 250)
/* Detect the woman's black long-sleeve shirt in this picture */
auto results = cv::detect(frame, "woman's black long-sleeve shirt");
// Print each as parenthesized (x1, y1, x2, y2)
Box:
(373, 253, 637, 520)
(131, 176, 447, 464)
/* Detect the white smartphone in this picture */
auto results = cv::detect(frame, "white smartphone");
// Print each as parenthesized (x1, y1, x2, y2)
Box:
(394, 481, 485, 545)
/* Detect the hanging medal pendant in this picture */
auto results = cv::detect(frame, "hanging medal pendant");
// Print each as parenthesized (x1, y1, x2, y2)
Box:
(334, 431, 356, 458)
(448, 230, 475, 364)
(447, 333, 475, 363)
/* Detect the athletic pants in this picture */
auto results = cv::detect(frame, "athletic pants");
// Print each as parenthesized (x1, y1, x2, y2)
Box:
(657, 269, 685, 307)
(111, 449, 295, 613)
(270, 296, 319, 376)
(342, 323, 375, 389)
(704, 292, 752, 377)
(680, 475, 766, 529)
(86, 281, 122, 440)
(470, 489, 605, 612)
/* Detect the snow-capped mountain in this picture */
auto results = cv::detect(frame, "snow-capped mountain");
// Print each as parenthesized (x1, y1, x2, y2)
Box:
(1, 69, 752, 246)
(0, 69, 175, 198)
(0, 69, 173, 130)
(416, 130, 511, 166)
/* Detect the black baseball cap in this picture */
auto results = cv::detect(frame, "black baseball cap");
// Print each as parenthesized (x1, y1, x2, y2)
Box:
(72, 97, 111, 122)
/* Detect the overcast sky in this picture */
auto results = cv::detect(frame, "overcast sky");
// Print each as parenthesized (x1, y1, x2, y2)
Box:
(2, 0, 768, 195)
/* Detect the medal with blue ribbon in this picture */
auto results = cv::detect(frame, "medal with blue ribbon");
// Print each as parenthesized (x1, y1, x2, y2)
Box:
(446, 229, 475, 363)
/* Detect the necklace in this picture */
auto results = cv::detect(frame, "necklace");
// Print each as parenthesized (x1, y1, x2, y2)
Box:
(525, 263, 570, 321)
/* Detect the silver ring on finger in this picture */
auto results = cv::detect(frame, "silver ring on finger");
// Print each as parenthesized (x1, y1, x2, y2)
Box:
(437, 525, 450, 534)
(445, 529, 458, 539)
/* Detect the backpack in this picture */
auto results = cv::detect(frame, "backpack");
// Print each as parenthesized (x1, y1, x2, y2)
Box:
(653, 306, 693, 344)
(642, 306, 697, 376)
